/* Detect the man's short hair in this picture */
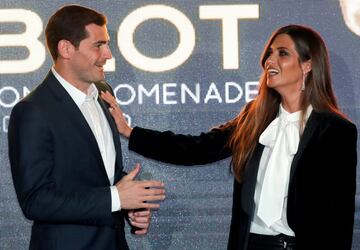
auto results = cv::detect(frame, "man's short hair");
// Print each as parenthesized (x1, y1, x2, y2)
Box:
(45, 5, 107, 60)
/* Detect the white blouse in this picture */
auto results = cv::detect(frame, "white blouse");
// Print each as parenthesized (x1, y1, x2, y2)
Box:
(250, 104, 313, 236)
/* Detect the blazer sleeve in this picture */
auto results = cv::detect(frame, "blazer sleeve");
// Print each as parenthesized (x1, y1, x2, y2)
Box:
(128, 125, 233, 165)
(321, 117, 357, 249)
(8, 101, 116, 226)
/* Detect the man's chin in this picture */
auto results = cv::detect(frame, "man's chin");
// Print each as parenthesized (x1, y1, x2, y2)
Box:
(93, 74, 106, 83)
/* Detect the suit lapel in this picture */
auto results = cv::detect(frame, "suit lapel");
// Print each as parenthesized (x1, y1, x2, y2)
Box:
(239, 111, 322, 215)
(289, 111, 321, 182)
(45, 71, 110, 183)
(241, 144, 264, 214)
(97, 96, 123, 181)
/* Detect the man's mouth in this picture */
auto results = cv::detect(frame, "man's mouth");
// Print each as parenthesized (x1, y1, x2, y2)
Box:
(96, 65, 104, 70)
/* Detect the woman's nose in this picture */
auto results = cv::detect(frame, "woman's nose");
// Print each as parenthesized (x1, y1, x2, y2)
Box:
(265, 57, 274, 68)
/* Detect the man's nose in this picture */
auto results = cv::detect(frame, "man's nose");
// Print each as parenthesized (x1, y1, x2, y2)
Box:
(103, 45, 112, 59)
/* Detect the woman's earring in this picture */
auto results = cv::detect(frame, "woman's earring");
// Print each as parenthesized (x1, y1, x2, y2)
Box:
(301, 75, 306, 91)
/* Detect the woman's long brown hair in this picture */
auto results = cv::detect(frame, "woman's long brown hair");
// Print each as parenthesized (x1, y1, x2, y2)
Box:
(225, 25, 345, 182)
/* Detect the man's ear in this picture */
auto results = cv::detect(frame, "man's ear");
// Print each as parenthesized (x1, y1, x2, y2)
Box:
(301, 59, 312, 75)
(57, 40, 75, 59)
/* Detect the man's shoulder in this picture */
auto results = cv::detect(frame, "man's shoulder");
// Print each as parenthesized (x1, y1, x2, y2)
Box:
(21, 82, 48, 104)
(17, 71, 58, 107)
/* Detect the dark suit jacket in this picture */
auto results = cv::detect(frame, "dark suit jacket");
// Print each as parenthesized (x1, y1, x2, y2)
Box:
(8, 71, 129, 250)
(128, 110, 357, 250)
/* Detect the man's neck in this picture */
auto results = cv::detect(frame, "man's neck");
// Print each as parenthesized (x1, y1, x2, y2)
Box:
(53, 64, 89, 94)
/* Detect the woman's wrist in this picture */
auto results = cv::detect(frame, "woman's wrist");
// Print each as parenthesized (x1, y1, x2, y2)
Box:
(124, 126, 133, 138)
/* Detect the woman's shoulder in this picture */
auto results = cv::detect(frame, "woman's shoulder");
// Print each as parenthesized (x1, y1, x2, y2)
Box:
(312, 110, 357, 131)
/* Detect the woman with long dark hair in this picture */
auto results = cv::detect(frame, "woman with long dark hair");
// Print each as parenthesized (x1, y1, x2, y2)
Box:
(102, 25, 357, 250)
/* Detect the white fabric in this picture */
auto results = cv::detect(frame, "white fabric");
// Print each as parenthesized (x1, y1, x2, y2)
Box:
(257, 104, 312, 227)
(52, 67, 121, 212)
(250, 145, 295, 236)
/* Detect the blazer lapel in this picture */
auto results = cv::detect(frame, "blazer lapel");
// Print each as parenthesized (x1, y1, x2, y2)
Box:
(97, 97, 123, 181)
(289, 111, 321, 182)
(241, 144, 264, 214)
(45, 71, 110, 183)
(239, 111, 322, 214)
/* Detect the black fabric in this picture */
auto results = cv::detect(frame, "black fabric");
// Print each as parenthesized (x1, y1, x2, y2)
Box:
(8, 71, 128, 250)
(248, 233, 295, 250)
(129, 108, 357, 250)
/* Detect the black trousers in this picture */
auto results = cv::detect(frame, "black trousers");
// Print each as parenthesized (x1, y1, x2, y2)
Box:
(247, 233, 296, 250)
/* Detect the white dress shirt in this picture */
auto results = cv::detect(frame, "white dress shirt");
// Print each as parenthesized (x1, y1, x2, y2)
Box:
(250, 104, 312, 236)
(51, 68, 121, 212)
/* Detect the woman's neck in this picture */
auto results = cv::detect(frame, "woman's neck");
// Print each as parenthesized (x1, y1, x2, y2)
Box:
(281, 95, 302, 113)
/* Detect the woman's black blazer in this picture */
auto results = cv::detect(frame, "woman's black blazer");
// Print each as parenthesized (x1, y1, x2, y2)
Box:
(128, 110, 357, 250)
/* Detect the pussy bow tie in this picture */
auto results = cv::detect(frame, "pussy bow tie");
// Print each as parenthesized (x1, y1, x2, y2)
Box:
(257, 107, 301, 226)
(259, 110, 301, 155)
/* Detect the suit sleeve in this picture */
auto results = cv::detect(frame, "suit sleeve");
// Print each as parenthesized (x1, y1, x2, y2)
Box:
(8, 101, 116, 226)
(322, 119, 357, 249)
(128, 125, 233, 166)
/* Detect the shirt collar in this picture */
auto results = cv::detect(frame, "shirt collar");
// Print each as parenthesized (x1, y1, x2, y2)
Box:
(85, 84, 99, 101)
(279, 104, 301, 123)
(259, 104, 313, 149)
(51, 67, 98, 107)
(279, 103, 313, 123)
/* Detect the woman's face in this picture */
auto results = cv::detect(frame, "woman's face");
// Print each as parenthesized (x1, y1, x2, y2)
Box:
(264, 34, 308, 95)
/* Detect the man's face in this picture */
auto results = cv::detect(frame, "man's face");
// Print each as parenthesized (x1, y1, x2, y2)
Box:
(69, 23, 112, 87)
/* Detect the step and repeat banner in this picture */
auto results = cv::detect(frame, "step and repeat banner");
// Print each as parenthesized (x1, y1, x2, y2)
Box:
(1, 0, 359, 249)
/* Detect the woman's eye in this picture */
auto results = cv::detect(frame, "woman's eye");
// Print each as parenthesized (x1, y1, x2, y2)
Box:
(279, 50, 289, 56)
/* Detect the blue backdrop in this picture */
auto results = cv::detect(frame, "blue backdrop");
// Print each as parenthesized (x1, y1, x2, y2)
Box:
(0, 0, 359, 249)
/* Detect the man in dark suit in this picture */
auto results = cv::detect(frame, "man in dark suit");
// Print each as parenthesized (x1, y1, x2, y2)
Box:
(8, 5, 166, 250)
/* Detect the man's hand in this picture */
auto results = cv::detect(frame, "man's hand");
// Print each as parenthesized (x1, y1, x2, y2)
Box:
(128, 209, 151, 235)
(116, 164, 165, 210)
(101, 90, 132, 138)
